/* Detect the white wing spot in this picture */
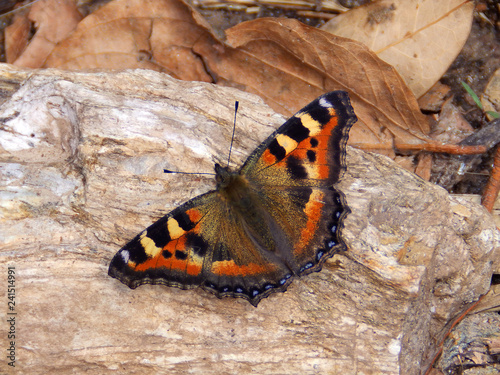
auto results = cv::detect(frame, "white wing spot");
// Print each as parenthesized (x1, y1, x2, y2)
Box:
(120, 250, 130, 263)
(319, 97, 332, 108)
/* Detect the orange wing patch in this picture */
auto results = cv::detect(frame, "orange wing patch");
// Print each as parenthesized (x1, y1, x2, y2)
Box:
(211, 260, 273, 277)
(298, 189, 325, 248)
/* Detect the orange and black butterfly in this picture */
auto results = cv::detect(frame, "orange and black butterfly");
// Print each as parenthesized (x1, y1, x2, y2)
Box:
(109, 91, 357, 306)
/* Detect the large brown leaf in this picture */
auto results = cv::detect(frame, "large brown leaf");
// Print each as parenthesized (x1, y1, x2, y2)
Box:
(44, 0, 431, 153)
(44, 0, 214, 82)
(204, 18, 430, 153)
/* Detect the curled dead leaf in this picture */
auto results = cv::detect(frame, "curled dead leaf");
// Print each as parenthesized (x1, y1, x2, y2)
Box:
(13, 0, 82, 68)
(213, 17, 431, 155)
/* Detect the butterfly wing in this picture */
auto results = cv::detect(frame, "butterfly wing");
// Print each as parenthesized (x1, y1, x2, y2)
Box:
(109, 192, 215, 291)
(109, 190, 295, 306)
(239, 91, 357, 276)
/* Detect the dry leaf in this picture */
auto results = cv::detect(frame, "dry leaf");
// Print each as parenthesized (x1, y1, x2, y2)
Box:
(13, 0, 82, 68)
(418, 82, 451, 112)
(322, 0, 474, 98)
(216, 17, 430, 154)
(45, 0, 214, 82)
(430, 97, 474, 145)
(4, 12, 31, 63)
(481, 67, 500, 121)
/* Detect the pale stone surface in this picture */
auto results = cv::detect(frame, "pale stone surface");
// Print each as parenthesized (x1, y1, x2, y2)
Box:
(0, 66, 498, 374)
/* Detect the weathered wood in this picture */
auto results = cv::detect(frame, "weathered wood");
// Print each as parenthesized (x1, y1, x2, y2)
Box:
(0, 65, 498, 374)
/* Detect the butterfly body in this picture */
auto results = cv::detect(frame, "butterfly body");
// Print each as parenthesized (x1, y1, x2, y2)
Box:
(109, 91, 357, 306)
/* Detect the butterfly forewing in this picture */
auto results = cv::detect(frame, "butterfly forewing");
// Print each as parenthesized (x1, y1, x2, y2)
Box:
(241, 91, 355, 186)
(108, 192, 216, 289)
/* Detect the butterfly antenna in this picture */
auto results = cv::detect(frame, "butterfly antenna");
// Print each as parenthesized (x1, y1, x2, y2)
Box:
(226, 101, 239, 167)
(163, 169, 215, 175)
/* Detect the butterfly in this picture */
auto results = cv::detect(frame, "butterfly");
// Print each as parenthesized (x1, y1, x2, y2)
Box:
(109, 91, 357, 306)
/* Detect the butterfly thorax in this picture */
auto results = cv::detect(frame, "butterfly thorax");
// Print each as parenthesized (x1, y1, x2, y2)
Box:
(214, 163, 251, 207)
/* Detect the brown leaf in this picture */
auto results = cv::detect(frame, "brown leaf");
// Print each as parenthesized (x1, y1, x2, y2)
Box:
(45, 0, 214, 82)
(4, 11, 31, 63)
(418, 82, 451, 112)
(481, 67, 500, 121)
(430, 97, 474, 145)
(321, 0, 474, 98)
(210, 18, 431, 154)
(13, 0, 82, 68)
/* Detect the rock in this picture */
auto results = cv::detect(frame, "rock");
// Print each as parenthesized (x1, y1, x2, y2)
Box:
(0, 66, 498, 374)
(437, 311, 500, 373)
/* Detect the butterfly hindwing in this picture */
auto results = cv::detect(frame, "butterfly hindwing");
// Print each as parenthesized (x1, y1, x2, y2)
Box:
(109, 91, 357, 306)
